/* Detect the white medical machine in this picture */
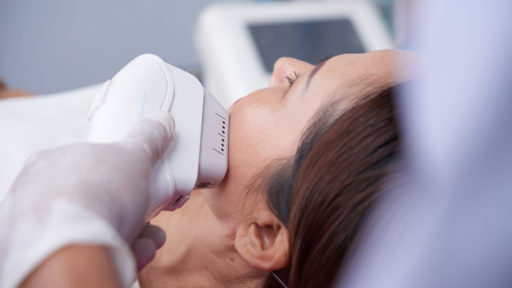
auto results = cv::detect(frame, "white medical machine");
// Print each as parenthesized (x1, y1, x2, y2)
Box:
(196, 1, 394, 108)
(88, 54, 229, 216)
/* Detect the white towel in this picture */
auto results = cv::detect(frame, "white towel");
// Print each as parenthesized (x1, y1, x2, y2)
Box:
(0, 84, 100, 201)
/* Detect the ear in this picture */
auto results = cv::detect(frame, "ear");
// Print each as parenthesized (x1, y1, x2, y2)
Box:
(234, 209, 288, 271)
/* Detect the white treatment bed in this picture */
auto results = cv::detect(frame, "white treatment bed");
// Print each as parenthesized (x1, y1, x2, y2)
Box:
(0, 85, 100, 201)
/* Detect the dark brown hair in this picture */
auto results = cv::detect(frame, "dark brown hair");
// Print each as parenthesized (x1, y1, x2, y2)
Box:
(263, 86, 401, 288)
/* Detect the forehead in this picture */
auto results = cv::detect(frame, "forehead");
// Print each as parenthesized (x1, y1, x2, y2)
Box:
(306, 51, 403, 104)
(315, 53, 389, 85)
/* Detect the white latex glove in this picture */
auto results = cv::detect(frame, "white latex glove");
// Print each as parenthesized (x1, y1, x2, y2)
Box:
(0, 112, 175, 288)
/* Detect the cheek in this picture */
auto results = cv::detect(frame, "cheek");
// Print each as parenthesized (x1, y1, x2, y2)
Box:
(202, 103, 278, 219)
(204, 90, 304, 219)
(229, 106, 273, 172)
(229, 100, 296, 171)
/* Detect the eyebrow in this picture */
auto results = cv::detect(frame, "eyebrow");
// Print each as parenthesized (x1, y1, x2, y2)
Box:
(305, 56, 333, 89)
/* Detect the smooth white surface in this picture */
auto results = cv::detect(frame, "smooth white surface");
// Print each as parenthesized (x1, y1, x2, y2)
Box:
(87, 54, 228, 214)
(0, 85, 100, 201)
(163, 63, 204, 196)
(196, 1, 393, 108)
(197, 89, 229, 188)
(88, 55, 174, 142)
(88, 54, 204, 213)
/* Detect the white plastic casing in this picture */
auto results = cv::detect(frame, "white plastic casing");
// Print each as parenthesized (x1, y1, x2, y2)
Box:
(196, 1, 394, 108)
(88, 54, 229, 217)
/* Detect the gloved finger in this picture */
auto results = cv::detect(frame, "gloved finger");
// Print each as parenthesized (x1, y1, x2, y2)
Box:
(132, 238, 157, 271)
(124, 111, 175, 164)
(137, 223, 166, 249)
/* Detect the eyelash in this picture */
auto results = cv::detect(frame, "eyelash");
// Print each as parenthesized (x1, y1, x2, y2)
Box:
(286, 71, 301, 86)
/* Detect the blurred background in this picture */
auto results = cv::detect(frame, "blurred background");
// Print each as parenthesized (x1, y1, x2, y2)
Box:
(0, 0, 398, 95)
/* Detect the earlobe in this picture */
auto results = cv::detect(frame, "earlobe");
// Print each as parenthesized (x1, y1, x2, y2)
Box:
(234, 211, 289, 271)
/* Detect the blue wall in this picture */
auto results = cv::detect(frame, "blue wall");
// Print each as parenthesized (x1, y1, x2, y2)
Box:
(0, 0, 244, 94)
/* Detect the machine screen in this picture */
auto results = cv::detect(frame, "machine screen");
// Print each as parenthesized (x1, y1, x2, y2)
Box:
(249, 19, 366, 73)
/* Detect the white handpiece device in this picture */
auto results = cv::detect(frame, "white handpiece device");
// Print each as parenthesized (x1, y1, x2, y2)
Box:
(87, 54, 229, 217)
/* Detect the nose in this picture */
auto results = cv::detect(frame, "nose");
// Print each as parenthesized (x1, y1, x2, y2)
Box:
(269, 57, 313, 88)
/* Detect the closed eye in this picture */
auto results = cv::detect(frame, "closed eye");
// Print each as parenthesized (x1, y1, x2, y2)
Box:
(286, 71, 301, 86)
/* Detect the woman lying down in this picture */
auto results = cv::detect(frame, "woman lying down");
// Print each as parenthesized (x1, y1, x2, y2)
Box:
(1, 50, 415, 288)
(138, 50, 415, 288)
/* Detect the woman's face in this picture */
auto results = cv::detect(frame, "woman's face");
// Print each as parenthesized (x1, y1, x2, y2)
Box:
(203, 50, 413, 221)
(138, 50, 415, 287)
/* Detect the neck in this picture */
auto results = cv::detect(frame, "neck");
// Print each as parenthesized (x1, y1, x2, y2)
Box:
(138, 248, 267, 288)
(137, 192, 267, 288)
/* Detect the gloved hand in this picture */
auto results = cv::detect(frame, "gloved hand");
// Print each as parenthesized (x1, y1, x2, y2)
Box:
(0, 112, 175, 288)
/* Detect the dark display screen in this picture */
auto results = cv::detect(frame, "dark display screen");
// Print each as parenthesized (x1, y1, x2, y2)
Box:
(249, 19, 366, 73)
